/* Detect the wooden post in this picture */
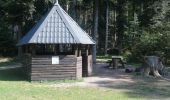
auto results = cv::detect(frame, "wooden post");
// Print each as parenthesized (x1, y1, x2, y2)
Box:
(85, 45, 93, 76)
(74, 45, 78, 57)
(31, 45, 36, 56)
(112, 58, 119, 69)
(17, 25, 22, 58)
(18, 46, 22, 58)
(78, 45, 81, 57)
(89, 45, 92, 55)
(85, 45, 89, 56)
(54, 44, 59, 55)
(25, 45, 28, 54)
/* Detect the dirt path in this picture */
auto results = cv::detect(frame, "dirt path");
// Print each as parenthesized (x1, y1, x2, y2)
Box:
(51, 63, 136, 88)
(0, 58, 22, 70)
(1, 62, 169, 90)
(0, 64, 22, 70)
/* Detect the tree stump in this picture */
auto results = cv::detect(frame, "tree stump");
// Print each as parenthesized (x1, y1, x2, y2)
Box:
(142, 56, 165, 78)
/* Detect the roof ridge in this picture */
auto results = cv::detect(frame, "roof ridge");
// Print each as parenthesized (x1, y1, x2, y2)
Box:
(63, 10, 95, 43)
(29, 6, 56, 43)
(58, 5, 95, 44)
(17, 9, 53, 45)
(56, 5, 81, 43)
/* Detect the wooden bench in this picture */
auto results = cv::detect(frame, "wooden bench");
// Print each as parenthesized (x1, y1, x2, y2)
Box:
(108, 56, 126, 69)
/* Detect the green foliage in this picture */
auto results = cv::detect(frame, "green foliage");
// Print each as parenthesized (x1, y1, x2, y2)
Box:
(133, 33, 161, 56)
(131, 30, 170, 62)
(121, 0, 170, 63)
(0, 0, 54, 57)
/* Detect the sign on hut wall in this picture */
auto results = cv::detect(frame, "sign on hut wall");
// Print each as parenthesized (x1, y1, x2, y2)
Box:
(52, 56, 59, 64)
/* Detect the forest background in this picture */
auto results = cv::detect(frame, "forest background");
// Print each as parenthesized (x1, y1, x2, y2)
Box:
(0, 0, 170, 64)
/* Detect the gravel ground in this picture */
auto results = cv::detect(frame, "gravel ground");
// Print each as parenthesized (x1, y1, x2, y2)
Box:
(51, 63, 136, 88)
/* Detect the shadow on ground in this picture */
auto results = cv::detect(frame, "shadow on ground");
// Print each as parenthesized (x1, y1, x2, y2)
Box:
(0, 67, 27, 81)
(89, 63, 170, 100)
(0, 58, 27, 81)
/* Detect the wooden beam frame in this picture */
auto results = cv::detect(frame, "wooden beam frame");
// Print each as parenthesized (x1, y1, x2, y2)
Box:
(88, 45, 92, 55)
(31, 44, 36, 56)
(85, 45, 89, 56)
(73, 45, 78, 57)
(54, 44, 59, 55)
(78, 45, 81, 57)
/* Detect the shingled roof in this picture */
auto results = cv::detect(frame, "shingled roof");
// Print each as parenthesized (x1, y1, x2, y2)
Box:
(17, 2, 95, 46)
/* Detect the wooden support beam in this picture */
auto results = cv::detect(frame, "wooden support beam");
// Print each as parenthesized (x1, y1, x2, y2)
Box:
(74, 45, 78, 57)
(85, 45, 89, 56)
(25, 45, 28, 53)
(31, 44, 36, 56)
(78, 45, 81, 57)
(88, 45, 92, 55)
(54, 44, 59, 55)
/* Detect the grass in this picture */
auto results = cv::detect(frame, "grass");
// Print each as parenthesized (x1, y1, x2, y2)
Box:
(0, 68, 145, 100)
(0, 83, 145, 100)
(31, 79, 84, 84)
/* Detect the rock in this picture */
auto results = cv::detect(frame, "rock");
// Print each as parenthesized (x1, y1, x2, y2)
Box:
(125, 68, 134, 73)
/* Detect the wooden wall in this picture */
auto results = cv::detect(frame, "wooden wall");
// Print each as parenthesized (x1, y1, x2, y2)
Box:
(25, 55, 82, 81)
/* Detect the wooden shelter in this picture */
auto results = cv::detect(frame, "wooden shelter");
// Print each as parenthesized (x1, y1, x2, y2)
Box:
(17, 1, 95, 81)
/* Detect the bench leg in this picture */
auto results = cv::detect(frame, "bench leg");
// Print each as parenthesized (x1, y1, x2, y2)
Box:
(120, 60, 125, 68)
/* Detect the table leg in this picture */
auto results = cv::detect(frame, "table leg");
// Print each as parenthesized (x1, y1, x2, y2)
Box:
(112, 59, 118, 69)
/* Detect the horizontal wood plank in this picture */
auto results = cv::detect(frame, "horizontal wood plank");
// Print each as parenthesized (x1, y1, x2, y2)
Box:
(29, 55, 81, 81)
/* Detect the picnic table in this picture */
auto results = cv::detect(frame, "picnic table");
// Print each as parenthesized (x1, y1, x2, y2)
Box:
(109, 56, 125, 69)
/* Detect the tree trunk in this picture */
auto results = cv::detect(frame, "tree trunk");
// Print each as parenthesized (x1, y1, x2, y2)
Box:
(17, 25, 22, 58)
(72, 0, 77, 21)
(116, 0, 127, 50)
(113, 1, 117, 48)
(92, 0, 99, 64)
(66, 0, 69, 12)
(104, 0, 109, 55)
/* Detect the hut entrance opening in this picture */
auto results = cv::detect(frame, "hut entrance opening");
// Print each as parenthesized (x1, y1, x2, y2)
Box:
(35, 44, 73, 55)
(81, 45, 93, 77)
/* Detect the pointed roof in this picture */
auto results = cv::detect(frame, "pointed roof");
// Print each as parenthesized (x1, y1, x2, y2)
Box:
(17, 2, 95, 46)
